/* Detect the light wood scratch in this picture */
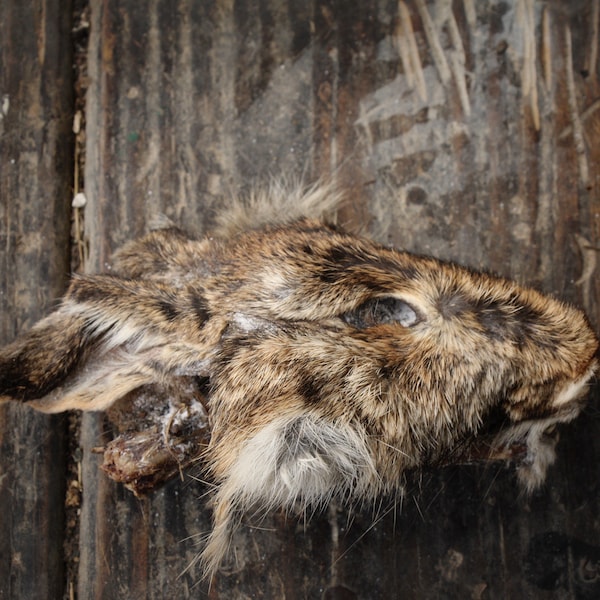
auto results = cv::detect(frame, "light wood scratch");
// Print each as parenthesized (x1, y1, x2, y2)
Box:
(575, 235, 597, 287)
(517, 0, 540, 130)
(395, 1, 427, 102)
(575, 235, 597, 311)
(565, 25, 590, 187)
(462, 0, 476, 28)
(447, 6, 471, 117)
(394, 5, 414, 89)
(586, 0, 599, 81)
(558, 98, 600, 141)
(414, 0, 451, 84)
(541, 7, 552, 92)
(525, 0, 539, 127)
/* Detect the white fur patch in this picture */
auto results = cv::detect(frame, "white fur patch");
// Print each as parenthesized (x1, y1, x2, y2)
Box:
(201, 414, 377, 576)
(552, 363, 597, 408)
(225, 414, 376, 510)
(230, 312, 277, 335)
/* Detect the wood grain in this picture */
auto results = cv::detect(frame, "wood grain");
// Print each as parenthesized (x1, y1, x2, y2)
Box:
(1, 1, 599, 598)
(0, 1, 74, 598)
(79, 2, 600, 598)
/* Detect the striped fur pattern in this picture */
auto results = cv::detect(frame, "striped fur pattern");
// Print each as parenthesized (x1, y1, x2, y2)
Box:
(0, 183, 597, 578)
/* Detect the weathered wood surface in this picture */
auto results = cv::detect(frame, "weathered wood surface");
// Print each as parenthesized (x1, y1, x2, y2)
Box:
(0, 1, 74, 598)
(1, 0, 600, 598)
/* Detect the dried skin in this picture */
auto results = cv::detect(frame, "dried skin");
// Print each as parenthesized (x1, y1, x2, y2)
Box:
(100, 381, 210, 495)
(0, 184, 597, 578)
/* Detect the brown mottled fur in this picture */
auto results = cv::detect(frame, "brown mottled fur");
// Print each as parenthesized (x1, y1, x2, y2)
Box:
(0, 184, 597, 578)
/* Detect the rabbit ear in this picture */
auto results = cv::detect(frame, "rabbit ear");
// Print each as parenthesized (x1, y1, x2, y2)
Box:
(0, 309, 90, 404)
(0, 274, 218, 413)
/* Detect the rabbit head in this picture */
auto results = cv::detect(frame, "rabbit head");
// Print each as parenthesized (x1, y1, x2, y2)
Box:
(0, 184, 597, 577)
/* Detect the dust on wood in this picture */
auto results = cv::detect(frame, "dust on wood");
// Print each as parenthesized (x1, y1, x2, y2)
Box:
(0, 1, 74, 599)
(1, 1, 599, 599)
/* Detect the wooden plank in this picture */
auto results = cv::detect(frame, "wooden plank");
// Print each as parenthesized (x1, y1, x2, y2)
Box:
(77, 0, 599, 598)
(0, 1, 74, 598)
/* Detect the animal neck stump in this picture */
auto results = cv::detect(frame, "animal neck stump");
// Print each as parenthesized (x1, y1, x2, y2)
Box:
(0, 184, 598, 578)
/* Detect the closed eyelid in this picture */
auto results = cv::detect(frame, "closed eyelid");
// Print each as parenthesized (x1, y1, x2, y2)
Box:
(341, 297, 422, 329)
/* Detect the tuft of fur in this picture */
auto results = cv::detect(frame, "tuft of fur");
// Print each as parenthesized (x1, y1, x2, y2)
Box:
(202, 414, 377, 577)
(212, 178, 343, 236)
(0, 182, 598, 579)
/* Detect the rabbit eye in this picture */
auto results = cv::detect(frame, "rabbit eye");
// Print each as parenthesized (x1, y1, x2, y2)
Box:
(342, 297, 421, 329)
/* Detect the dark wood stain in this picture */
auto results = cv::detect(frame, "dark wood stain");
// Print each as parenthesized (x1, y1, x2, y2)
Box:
(0, 0, 73, 597)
